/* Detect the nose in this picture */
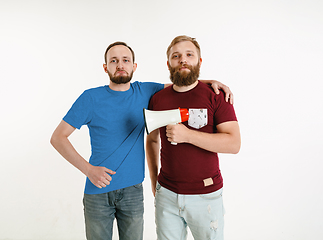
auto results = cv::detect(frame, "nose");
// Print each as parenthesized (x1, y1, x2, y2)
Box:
(180, 56, 187, 65)
(117, 62, 124, 70)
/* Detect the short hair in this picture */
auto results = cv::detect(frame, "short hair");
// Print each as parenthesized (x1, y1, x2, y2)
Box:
(104, 41, 135, 64)
(166, 35, 201, 60)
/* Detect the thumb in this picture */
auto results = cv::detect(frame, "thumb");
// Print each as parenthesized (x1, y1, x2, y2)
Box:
(104, 168, 116, 175)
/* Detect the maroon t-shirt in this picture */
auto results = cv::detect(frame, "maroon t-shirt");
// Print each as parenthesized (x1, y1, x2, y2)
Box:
(149, 81, 237, 194)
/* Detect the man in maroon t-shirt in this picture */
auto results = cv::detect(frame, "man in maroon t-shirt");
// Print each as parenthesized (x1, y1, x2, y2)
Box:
(146, 35, 241, 240)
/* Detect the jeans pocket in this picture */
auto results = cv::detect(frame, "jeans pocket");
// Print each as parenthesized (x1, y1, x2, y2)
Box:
(199, 189, 223, 200)
(133, 183, 143, 189)
(156, 182, 161, 192)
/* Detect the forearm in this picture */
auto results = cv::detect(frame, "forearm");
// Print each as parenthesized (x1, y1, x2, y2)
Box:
(146, 135, 160, 185)
(50, 135, 92, 176)
(186, 129, 240, 154)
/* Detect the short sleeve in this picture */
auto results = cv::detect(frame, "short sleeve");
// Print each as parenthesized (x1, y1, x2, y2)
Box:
(63, 91, 93, 129)
(213, 91, 237, 126)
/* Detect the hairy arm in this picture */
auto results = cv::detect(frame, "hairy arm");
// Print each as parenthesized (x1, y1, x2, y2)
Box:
(50, 120, 115, 188)
(145, 129, 160, 196)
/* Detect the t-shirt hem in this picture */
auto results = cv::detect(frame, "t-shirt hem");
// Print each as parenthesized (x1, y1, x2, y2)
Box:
(84, 178, 144, 195)
(158, 179, 223, 195)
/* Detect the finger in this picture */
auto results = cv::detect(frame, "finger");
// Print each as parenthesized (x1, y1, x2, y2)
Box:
(103, 179, 111, 185)
(212, 85, 220, 94)
(215, 87, 220, 95)
(104, 168, 116, 175)
(166, 124, 173, 130)
(101, 173, 113, 182)
(98, 173, 112, 184)
(166, 130, 172, 137)
(106, 175, 112, 182)
(211, 83, 220, 95)
(225, 94, 229, 103)
(229, 94, 234, 105)
(224, 89, 232, 102)
(100, 178, 111, 187)
(226, 93, 234, 104)
(166, 131, 175, 139)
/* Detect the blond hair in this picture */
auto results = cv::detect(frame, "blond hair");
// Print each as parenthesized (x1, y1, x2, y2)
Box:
(166, 35, 201, 60)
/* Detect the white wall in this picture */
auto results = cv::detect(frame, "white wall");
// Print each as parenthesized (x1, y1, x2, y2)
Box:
(1, 0, 322, 239)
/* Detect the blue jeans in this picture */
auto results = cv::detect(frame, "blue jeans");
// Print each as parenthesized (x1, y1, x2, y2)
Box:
(83, 183, 144, 240)
(155, 182, 224, 240)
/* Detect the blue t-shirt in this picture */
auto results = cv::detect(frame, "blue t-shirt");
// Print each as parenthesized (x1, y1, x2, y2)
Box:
(63, 81, 164, 194)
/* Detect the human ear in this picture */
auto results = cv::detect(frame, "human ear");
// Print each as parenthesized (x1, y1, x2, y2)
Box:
(133, 63, 138, 72)
(103, 64, 108, 73)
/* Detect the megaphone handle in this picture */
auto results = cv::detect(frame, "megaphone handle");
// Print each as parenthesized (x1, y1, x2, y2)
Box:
(170, 123, 178, 145)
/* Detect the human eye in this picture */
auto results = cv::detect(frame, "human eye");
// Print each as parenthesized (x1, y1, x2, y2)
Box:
(172, 54, 179, 59)
(110, 59, 117, 63)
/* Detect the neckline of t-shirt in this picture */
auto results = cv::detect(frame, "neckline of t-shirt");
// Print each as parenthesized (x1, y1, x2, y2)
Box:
(171, 80, 200, 94)
(104, 85, 132, 94)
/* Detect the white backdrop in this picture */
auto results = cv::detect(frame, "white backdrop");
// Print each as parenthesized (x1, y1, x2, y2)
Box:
(1, 0, 323, 239)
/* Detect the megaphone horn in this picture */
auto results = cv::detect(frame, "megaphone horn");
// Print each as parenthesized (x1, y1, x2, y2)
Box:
(143, 108, 189, 135)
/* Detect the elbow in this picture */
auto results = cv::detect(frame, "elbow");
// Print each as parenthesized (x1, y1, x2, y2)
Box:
(231, 140, 241, 154)
(226, 137, 240, 154)
(231, 147, 240, 154)
(50, 133, 60, 149)
(50, 134, 56, 148)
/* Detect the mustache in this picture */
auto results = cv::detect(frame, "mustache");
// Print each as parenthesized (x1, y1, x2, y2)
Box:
(174, 64, 191, 72)
(115, 70, 128, 75)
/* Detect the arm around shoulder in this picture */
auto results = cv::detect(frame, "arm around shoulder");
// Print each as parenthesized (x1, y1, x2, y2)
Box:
(199, 80, 234, 104)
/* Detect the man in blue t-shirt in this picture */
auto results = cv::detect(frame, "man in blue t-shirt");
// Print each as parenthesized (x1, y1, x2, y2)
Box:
(50, 41, 233, 240)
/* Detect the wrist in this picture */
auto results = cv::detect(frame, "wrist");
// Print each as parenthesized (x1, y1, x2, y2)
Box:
(83, 162, 93, 177)
(185, 128, 194, 144)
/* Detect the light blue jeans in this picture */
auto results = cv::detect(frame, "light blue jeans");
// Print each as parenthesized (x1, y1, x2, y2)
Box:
(155, 182, 224, 240)
(83, 183, 144, 240)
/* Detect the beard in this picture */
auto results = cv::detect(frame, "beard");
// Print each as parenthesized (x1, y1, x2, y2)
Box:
(169, 63, 200, 87)
(108, 70, 133, 84)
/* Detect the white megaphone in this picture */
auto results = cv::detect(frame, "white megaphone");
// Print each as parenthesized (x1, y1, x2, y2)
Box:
(143, 108, 189, 145)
